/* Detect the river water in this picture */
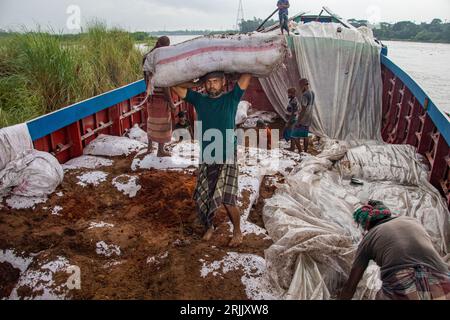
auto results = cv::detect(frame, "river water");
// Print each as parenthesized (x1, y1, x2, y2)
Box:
(144, 36, 450, 115)
(383, 41, 450, 115)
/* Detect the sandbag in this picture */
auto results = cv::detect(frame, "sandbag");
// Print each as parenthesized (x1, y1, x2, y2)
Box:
(126, 124, 149, 145)
(0, 124, 34, 171)
(0, 150, 64, 198)
(144, 33, 288, 87)
(83, 134, 147, 157)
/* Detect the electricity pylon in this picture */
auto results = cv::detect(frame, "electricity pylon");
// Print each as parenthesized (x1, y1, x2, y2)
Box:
(236, 0, 245, 32)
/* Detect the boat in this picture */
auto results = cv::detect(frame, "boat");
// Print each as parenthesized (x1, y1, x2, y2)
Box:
(24, 9, 449, 208)
(1, 8, 449, 300)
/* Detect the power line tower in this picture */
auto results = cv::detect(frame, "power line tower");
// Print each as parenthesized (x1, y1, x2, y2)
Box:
(236, 0, 245, 32)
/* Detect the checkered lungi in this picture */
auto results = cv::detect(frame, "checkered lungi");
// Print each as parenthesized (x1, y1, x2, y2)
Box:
(193, 163, 239, 228)
(377, 265, 450, 300)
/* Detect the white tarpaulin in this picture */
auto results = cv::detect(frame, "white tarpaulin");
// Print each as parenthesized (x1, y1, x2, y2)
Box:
(259, 49, 301, 121)
(260, 23, 383, 140)
(263, 141, 450, 300)
(144, 33, 288, 88)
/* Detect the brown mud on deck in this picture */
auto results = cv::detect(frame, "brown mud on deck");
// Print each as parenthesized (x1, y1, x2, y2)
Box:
(0, 153, 275, 300)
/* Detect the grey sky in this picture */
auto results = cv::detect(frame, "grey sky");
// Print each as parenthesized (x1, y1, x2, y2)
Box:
(1, 0, 449, 32)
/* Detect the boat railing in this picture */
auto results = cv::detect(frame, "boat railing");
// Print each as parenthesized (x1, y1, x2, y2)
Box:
(380, 54, 449, 207)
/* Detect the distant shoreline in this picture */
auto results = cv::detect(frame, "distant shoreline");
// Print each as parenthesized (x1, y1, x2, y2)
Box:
(150, 34, 450, 45)
(379, 38, 450, 45)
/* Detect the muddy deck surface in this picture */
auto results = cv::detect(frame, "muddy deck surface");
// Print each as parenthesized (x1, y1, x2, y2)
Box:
(0, 154, 282, 299)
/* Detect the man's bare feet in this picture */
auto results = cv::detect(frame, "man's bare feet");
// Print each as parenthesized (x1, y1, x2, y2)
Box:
(202, 226, 215, 241)
(228, 232, 243, 248)
(157, 149, 171, 157)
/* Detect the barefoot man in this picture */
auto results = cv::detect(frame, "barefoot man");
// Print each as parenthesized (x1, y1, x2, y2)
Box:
(171, 72, 252, 247)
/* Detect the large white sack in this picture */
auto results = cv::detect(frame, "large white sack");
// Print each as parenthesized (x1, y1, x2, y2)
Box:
(0, 150, 64, 198)
(144, 33, 288, 87)
(83, 134, 147, 157)
(126, 124, 149, 145)
(0, 124, 34, 171)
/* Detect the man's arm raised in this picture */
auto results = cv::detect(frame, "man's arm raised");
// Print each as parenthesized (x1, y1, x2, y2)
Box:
(171, 80, 202, 99)
(171, 86, 188, 100)
(237, 73, 252, 91)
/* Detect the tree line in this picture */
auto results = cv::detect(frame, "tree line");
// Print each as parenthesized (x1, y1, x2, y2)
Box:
(349, 19, 449, 43)
(239, 17, 450, 43)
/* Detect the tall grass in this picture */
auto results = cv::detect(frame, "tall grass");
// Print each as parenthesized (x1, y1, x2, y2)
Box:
(0, 22, 156, 128)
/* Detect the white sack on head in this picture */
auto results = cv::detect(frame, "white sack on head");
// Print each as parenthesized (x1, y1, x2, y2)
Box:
(144, 33, 288, 87)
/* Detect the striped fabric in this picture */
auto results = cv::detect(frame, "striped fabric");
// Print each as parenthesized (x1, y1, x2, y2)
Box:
(377, 265, 450, 300)
(147, 103, 172, 144)
(193, 163, 239, 228)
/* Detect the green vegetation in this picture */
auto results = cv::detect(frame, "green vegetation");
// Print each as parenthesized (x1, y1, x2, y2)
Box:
(239, 17, 277, 33)
(0, 23, 156, 128)
(349, 19, 450, 43)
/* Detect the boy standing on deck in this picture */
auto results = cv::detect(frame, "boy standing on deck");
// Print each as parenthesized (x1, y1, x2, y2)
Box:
(277, 0, 290, 35)
(284, 87, 302, 153)
(297, 78, 315, 153)
(171, 72, 252, 248)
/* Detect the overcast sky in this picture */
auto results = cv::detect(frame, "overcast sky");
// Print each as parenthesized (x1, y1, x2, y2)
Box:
(1, 0, 449, 32)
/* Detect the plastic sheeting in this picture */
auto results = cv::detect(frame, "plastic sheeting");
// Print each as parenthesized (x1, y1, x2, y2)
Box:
(263, 141, 450, 300)
(259, 48, 301, 121)
(338, 142, 449, 254)
(144, 33, 288, 87)
(260, 23, 383, 140)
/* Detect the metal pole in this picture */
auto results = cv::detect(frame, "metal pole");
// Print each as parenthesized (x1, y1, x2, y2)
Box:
(256, 8, 280, 32)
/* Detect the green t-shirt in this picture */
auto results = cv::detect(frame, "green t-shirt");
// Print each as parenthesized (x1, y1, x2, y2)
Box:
(184, 84, 245, 163)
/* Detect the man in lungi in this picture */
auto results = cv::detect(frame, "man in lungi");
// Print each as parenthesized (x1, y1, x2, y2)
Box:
(143, 36, 176, 157)
(171, 72, 252, 247)
(339, 200, 450, 300)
